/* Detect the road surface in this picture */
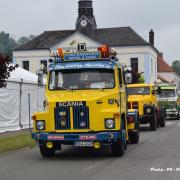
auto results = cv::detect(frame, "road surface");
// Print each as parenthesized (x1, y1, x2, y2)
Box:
(0, 120, 180, 180)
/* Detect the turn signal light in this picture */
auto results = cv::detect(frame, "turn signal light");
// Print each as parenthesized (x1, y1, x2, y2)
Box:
(31, 115, 36, 121)
(114, 112, 120, 118)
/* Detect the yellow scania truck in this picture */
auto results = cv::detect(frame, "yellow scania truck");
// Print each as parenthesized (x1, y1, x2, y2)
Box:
(32, 46, 133, 157)
(127, 84, 166, 131)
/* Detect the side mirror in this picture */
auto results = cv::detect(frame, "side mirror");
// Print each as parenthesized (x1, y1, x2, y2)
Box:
(38, 70, 43, 87)
(125, 73, 132, 84)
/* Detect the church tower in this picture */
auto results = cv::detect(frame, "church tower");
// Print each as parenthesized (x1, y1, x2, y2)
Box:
(76, 0, 97, 34)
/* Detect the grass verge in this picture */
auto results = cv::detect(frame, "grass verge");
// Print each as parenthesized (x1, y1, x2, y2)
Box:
(0, 133, 36, 154)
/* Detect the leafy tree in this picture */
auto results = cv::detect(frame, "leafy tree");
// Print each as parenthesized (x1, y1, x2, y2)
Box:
(0, 31, 17, 57)
(0, 31, 36, 59)
(172, 60, 180, 75)
(0, 54, 18, 88)
(17, 35, 36, 46)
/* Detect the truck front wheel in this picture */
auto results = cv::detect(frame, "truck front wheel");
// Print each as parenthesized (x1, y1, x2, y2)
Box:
(160, 113, 165, 127)
(39, 145, 55, 157)
(177, 111, 180, 120)
(129, 131, 139, 144)
(150, 112, 157, 131)
(111, 138, 124, 157)
(159, 107, 166, 127)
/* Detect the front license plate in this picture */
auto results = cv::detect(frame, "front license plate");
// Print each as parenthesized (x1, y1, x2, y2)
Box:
(74, 141, 94, 147)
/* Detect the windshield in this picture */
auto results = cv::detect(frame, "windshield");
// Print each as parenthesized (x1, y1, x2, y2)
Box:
(49, 69, 115, 90)
(158, 89, 176, 98)
(127, 87, 150, 95)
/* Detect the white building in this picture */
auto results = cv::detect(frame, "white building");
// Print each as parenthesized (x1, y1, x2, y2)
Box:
(13, 0, 158, 84)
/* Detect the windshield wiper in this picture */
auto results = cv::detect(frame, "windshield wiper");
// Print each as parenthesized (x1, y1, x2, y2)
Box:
(96, 87, 104, 91)
(56, 87, 74, 92)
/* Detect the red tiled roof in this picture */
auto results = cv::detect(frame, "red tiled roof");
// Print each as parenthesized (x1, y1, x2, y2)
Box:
(157, 56, 174, 72)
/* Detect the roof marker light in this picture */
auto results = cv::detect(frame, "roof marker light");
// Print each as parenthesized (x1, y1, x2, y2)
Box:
(57, 48, 64, 58)
(98, 45, 110, 58)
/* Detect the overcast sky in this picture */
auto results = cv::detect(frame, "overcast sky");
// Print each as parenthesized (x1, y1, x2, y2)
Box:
(0, 0, 180, 65)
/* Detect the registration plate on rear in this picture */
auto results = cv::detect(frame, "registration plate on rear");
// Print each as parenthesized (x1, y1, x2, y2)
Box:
(74, 141, 94, 147)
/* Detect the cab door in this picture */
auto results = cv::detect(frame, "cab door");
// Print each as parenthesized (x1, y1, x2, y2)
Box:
(117, 67, 126, 115)
(151, 86, 157, 105)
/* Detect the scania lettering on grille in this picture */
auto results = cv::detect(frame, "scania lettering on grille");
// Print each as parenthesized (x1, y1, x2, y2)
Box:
(48, 135, 64, 140)
(80, 135, 96, 140)
(57, 101, 86, 107)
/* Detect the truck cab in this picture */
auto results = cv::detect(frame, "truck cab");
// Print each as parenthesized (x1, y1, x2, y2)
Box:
(156, 83, 180, 119)
(127, 84, 165, 131)
(32, 46, 129, 157)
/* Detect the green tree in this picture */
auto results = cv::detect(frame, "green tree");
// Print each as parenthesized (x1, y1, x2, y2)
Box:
(0, 31, 17, 57)
(17, 35, 36, 46)
(172, 60, 180, 75)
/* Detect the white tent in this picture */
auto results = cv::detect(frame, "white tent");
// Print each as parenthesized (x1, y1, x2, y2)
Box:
(0, 67, 46, 133)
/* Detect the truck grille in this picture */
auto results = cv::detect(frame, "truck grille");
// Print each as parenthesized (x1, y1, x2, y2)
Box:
(54, 106, 89, 130)
(73, 107, 89, 129)
(54, 107, 71, 130)
(132, 102, 138, 109)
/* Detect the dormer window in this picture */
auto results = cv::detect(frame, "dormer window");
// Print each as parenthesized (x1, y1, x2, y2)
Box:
(78, 43, 87, 51)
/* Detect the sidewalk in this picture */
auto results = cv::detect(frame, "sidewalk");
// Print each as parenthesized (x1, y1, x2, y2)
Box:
(0, 129, 32, 138)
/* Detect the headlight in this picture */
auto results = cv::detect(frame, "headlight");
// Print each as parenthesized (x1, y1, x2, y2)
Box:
(146, 108, 151, 113)
(36, 120, 45, 130)
(105, 119, 115, 129)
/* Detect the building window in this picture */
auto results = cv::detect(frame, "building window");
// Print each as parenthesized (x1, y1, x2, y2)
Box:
(78, 43, 86, 51)
(40, 60, 47, 74)
(131, 58, 138, 83)
(131, 58, 138, 73)
(151, 59, 153, 74)
(23, 61, 29, 71)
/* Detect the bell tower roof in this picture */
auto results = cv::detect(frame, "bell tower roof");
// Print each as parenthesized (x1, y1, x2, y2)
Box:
(76, 0, 97, 34)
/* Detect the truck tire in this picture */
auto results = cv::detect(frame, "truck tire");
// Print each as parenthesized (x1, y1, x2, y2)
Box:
(129, 131, 139, 144)
(39, 145, 55, 157)
(111, 138, 124, 157)
(177, 111, 180, 120)
(160, 113, 165, 127)
(150, 111, 157, 131)
(160, 116, 165, 127)
(159, 108, 166, 127)
(129, 115, 140, 144)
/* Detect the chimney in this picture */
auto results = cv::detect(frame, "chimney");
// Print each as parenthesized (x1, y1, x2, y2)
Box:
(78, 0, 93, 18)
(76, 0, 97, 33)
(149, 29, 154, 46)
